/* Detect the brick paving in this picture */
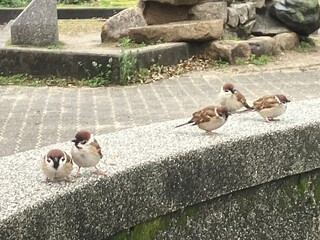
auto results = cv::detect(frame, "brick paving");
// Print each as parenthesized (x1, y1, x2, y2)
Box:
(0, 64, 320, 157)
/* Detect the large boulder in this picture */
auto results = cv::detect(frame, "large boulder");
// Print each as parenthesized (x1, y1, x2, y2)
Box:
(128, 19, 224, 43)
(101, 7, 147, 42)
(246, 36, 280, 56)
(251, 5, 292, 36)
(11, 0, 59, 46)
(270, 0, 320, 36)
(189, 2, 228, 23)
(227, 3, 256, 37)
(143, 1, 190, 25)
(203, 40, 252, 64)
(273, 32, 299, 51)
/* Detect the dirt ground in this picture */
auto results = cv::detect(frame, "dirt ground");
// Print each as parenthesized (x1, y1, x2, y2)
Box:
(57, 19, 320, 72)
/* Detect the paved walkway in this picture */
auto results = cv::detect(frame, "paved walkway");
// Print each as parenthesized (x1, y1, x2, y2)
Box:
(1, 46, 320, 157)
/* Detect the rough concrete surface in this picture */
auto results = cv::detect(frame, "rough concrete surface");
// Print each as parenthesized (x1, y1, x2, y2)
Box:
(0, 98, 319, 239)
(113, 169, 320, 239)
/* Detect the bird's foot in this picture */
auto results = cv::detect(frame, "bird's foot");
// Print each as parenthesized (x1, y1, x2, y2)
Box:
(74, 167, 82, 178)
(64, 176, 76, 183)
(265, 117, 279, 122)
(93, 166, 107, 176)
(205, 131, 218, 136)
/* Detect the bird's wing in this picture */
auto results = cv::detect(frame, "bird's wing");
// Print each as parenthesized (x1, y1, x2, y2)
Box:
(235, 90, 247, 104)
(91, 139, 103, 159)
(253, 96, 278, 110)
(192, 106, 218, 124)
(64, 152, 73, 165)
(235, 90, 253, 109)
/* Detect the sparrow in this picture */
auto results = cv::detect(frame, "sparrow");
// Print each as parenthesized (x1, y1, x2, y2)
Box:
(253, 94, 290, 122)
(175, 106, 230, 134)
(217, 83, 253, 113)
(40, 149, 73, 182)
(71, 130, 106, 176)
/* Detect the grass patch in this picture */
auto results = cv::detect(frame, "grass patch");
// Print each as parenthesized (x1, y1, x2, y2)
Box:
(0, 74, 111, 87)
(250, 54, 272, 65)
(117, 37, 146, 48)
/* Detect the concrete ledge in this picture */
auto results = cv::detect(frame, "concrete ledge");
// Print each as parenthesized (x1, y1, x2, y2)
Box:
(0, 98, 319, 239)
(0, 7, 125, 24)
(0, 43, 193, 81)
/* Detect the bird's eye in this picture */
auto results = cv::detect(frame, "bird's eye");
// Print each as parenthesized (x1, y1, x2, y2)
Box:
(47, 158, 51, 163)
(60, 157, 65, 162)
(81, 140, 87, 144)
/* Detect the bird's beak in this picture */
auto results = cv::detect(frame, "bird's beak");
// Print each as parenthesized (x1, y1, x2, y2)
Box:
(53, 160, 59, 170)
(71, 139, 76, 143)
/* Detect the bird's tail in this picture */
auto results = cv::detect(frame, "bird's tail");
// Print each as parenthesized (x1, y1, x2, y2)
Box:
(175, 120, 193, 128)
(244, 102, 254, 110)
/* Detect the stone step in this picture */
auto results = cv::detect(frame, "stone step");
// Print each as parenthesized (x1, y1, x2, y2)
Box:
(128, 19, 223, 43)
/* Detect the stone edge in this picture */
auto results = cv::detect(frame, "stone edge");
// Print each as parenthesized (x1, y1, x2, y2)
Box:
(0, 116, 319, 238)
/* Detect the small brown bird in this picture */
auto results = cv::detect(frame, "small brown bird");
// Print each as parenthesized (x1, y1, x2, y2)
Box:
(71, 130, 106, 177)
(175, 106, 230, 134)
(253, 94, 290, 122)
(40, 149, 73, 182)
(218, 83, 253, 113)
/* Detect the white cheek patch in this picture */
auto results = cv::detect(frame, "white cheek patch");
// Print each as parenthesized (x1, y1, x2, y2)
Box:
(87, 134, 95, 144)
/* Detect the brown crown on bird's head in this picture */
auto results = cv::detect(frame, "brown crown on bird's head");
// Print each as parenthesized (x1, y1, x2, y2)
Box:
(276, 94, 290, 104)
(45, 149, 66, 170)
(72, 130, 92, 147)
(47, 149, 65, 159)
(222, 83, 235, 93)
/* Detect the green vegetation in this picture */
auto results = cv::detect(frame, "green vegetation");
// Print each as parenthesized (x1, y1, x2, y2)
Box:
(119, 50, 137, 85)
(297, 176, 308, 195)
(294, 38, 316, 52)
(222, 33, 241, 41)
(235, 58, 246, 65)
(0, 74, 111, 87)
(214, 58, 230, 68)
(250, 54, 272, 65)
(46, 41, 65, 49)
(131, 216, 168, 240)
(118, 38, 146, 48)
(0, 0, 137, 7)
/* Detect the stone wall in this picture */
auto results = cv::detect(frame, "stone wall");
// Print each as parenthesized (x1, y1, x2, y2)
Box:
(0, 98, 319, 239)
(110, 169, 320, 239)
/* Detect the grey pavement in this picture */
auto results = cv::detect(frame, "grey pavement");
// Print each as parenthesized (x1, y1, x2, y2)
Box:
(1, 63, 320, 158)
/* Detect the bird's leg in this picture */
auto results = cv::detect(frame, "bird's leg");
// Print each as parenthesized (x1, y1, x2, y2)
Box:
(43, 177, 49, 184)
(93, 166, 107, 176)
(64, 176, 75, 183)
(75, 166, 82, 177)
(205, 131, 218, 136)
(265, 117, 279, 122)
(234, 109, 253, 114)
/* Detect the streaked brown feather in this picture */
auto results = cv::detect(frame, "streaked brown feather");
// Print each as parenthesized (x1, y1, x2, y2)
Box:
(235, 90, 253, 109)
(91, 139, 103, 159)
(191, 106, 217, 124)
(253, 95, 279, 111)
